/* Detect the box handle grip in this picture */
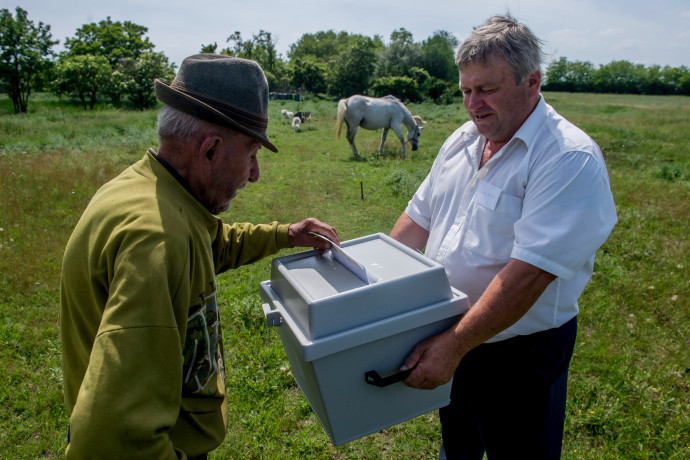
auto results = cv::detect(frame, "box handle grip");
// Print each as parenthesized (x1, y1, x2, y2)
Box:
(364, 365, 416, 387)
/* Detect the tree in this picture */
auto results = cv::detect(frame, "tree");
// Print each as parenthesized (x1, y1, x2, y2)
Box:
(593, 60, 646, 94)
(543, 56, 568, 91)
(54, 55, 111, 109)
(420, 30, 458, 82)
(290, 56, 327, 93)
(543, 57, 595, 92)
(200, 43, 217, 54)
(120, 51, 175, 110)
(100, 69, 127, 104)
(327, 35, 380, 97)
(377, 28, 422, 78)
(660, 65, 690, 95)
(288, 30, 354, 61)
(64, 17, 154, 68)
(222, 30, 279, 75)
(678, 68, 690, 95)
(0, 7, 57, 113)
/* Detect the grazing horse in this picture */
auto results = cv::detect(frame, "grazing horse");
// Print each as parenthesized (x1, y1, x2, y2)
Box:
(336, 95, 426, 158)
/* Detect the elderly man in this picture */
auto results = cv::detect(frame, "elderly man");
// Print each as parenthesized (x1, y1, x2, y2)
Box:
(60, 54, 339, 459)
(390, 15, 617, 459)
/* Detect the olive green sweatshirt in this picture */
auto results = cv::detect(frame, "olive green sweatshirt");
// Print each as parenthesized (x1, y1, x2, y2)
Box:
(61, 151, 291, 458)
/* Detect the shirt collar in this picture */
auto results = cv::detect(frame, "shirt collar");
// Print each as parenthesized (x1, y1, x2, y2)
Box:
(512, 94, 547, 150)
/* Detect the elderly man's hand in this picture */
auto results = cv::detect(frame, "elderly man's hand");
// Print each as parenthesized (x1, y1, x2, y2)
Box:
(288, 218, 340, 253)
(400, 329, 464, 390)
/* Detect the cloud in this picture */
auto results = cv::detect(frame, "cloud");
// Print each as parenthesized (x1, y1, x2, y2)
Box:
(597, 28, 624, 37)
(550, 28, 594, 47)
(612, 38, 647, 51)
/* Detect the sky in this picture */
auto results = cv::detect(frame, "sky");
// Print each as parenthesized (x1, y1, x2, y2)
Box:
(9, 0, 690, 70)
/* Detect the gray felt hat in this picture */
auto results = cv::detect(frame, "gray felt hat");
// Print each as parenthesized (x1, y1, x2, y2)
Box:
(154, 54, 277, 152)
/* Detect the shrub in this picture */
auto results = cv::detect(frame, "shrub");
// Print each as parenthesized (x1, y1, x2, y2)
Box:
(263, 70, 279, 92)
(369, 76, 421, 102)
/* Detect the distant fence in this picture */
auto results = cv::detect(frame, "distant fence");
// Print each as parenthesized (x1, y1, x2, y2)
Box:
(269, 93, 300, 101)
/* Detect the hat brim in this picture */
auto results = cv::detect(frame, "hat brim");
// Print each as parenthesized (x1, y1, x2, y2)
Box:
(155, 80, 278, 153)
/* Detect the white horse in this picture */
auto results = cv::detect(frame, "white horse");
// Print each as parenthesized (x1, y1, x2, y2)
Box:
(336, 95, 426, 158)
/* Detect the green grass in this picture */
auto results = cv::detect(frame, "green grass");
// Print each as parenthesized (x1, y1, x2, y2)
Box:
(0, 92, 688, 459)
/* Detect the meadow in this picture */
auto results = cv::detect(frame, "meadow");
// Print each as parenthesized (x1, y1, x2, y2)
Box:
(0, 91, 687, 459)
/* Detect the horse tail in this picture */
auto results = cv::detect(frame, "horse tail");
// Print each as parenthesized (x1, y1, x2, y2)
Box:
(335, 99, 347, 139)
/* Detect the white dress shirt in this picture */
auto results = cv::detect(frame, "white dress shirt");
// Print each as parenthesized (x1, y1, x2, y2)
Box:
(405, 96, 617, 342)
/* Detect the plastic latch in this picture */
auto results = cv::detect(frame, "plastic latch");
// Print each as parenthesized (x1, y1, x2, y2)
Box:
(265, 309, 283, 328)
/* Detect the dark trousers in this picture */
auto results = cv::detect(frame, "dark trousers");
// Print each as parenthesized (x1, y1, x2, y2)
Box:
(439, 316, 577, 460)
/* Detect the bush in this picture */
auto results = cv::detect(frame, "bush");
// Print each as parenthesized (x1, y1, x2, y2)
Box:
(408, 67, 430, 86)
(289, 57, 327, 94)
(264, 70, 279, 92)
(655, 164, 684, 181)
(422, 77, 447, 100)
(369, 76, 421, 102)
(385, 168, 424, 196)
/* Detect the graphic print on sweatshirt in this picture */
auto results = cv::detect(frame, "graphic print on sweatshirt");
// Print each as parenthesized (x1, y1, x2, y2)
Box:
(182, 288, 224, 394)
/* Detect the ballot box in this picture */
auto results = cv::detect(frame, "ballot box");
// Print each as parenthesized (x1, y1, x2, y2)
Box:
(260, 233, 469, 446)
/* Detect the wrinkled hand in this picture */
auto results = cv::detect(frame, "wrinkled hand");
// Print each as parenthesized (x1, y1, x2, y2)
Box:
(400, 329, 464, 390)
(288, 218, 340, 254)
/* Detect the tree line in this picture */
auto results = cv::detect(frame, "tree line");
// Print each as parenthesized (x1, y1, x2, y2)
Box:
(543, 57, 690, 95)
(1, 6, 688, 114)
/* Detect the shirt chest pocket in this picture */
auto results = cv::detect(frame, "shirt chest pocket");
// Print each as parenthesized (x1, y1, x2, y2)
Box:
(464, 192, 523, 260)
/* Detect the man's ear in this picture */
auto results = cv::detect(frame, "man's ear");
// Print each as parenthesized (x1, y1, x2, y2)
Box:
(528, 70, 542, 95)
(198, 135, 222, 163)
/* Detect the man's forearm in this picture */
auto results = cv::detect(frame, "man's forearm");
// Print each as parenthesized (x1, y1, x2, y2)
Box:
(390, 212, 429, 252)
(401, 258, 557, 389)
(449, 259, 557, 357)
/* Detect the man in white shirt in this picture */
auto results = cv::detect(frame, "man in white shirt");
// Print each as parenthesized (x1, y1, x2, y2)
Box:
(390, 14, 617, 459)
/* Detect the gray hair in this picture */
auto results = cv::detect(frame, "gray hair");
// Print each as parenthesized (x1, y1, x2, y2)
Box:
(157, 105, 243, 145)
(455, 13, 545, 83)
(157, 105, 205, 142)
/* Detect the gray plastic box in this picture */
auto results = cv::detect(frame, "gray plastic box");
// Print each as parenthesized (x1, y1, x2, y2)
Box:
(268, 233, 454, 339)
(260, 233, 470, 445)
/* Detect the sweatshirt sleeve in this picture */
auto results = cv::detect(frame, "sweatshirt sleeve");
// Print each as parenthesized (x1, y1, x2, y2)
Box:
(65, 224, 190, 459)
(66, 329, 186, 459)
(212, 221, 291, 274)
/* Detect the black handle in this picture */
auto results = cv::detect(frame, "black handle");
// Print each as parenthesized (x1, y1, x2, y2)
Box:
(364, 365, 416, 387)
